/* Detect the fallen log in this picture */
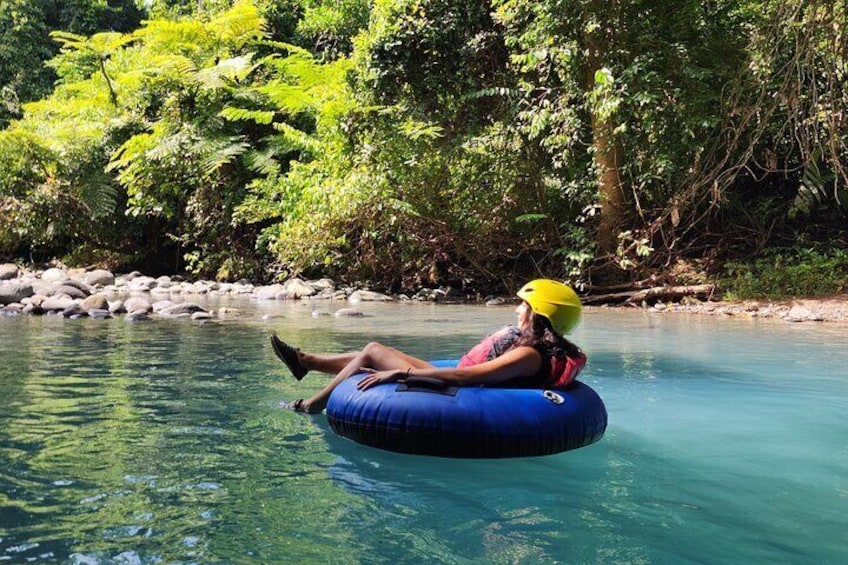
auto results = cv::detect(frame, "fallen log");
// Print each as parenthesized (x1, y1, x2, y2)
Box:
(583, 284, 716, 306)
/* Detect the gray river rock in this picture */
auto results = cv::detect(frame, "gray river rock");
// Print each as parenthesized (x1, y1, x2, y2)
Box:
(81, 294, 109, 312)
(54, 284, 89, 300)
(334, 308, 365, 318)
(82, 269, 115, 287)
(349, 290, 394, 302)
(124, 297, 152, 313)
(41, 268, 69, 283)
(0, 263, 19, 280)
(160, 302, 207, 316)
(41, 296, 78, 311)
(0, 282, 34, 305)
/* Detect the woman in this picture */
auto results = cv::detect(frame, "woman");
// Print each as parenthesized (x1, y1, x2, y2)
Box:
(272, 279, 587, 413)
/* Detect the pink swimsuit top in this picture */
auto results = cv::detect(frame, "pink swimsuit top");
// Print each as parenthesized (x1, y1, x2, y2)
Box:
(458, 326, 587, 389)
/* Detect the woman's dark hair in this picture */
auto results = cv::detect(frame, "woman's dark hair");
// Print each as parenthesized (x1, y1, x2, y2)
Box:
(515, 311, 582, 359)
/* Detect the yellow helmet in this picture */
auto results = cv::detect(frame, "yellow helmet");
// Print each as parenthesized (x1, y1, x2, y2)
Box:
(517, 279, 582, 335)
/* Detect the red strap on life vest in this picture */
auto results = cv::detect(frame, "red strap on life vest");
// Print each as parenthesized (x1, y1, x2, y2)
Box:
(549, 352, 587, 388)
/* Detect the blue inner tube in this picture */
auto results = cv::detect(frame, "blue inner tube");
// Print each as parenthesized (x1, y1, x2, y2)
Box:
(326, 360, 607, 458)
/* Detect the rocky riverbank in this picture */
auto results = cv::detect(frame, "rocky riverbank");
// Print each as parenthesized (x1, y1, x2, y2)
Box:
(0, 263, 468, 321)
(649, 294, 848, 324)
(1, 262, 846, 324)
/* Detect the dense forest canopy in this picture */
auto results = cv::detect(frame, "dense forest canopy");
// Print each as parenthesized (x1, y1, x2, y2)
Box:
(0, 0, 845, 296)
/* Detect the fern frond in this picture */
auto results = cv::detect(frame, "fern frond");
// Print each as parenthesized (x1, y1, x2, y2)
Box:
(258, 83, 314, 114)
(399, 119, 444, 140)
(255, 40, 313, 58)
(89, 32, 136, 52)
(272, 122, 320, 154)
(219, 107, 276, 124)
(244, 148, 281, 176)
(151, 55, 198, 76)
(49, 31, 88, 50)
(80, 181, 118, 219)
(200, 136, 251, 179)
(106, 132, 154, 173)
(207, 0, 264, 49)
(196, 55, 257, 89)
(463, 87, 519, 100)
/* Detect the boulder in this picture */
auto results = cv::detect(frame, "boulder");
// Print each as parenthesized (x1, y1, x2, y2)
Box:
(284, 278, 317, 297)
(190, 282, 210, 294)
(41, 268, 69, 283)
(41, 296, 78, 311)
(334, 308, 365, 318)
(160, 302, 206, 316)
(80, 294, 109, 312)
(62, 279, 93, 293)
(53, 284, 89, 300)
(275, 290, 301, 300)
(151, 300, 174, 312)
(348, 290, 393, 302)
(30, 280, 57, 296)
(61, 303, 85, 318)
(0, 263, 19, 280)
(310, 278, 336, 292)
(128, 276, 157, 292)
(1, 304, 22, 315)
(255, 284, 285, 300)
(108, 300, 126, 314)
(82, 269, 115, 287)
(124, 297, 152, 314)
(0, 282, 34, 305)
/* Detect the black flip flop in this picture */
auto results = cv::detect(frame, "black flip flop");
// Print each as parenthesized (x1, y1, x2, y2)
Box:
(280, 398, 306, 412)
(271, 333, 308, 380)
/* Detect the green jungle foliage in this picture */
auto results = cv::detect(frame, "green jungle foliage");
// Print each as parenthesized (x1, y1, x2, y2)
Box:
(0, 0, 144, 125)
(723, 248, 848, 299)
(0, 0, 845, 295)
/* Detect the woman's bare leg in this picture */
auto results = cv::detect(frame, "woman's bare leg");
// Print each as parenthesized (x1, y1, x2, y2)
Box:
(272, 334, 357, 378)
(299, 351, 358, 374)
(300, 342, 432, 413)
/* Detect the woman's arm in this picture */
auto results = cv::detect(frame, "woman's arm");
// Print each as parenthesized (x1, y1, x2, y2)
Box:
(356, 346, 542, 391)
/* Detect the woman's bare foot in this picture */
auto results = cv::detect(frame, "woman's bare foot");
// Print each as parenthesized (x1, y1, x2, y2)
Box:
(280, 398, 322, 413)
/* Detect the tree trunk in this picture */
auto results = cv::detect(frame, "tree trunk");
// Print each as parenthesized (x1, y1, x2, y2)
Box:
(583, 284, 717, 305)
(591, 111, 625, 257)
(586, 2, 627, 273)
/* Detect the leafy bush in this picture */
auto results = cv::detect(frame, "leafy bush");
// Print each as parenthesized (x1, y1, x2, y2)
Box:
(722, 248, 848, 299)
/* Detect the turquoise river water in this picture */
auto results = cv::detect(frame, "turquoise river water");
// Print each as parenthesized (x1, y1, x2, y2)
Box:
(1, 299, 846, 564)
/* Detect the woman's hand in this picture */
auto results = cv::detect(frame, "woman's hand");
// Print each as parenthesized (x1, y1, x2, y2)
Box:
(356, 368, 405, 391)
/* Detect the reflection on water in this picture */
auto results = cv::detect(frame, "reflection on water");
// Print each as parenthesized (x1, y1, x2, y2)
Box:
(1, 301, 847, 563)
